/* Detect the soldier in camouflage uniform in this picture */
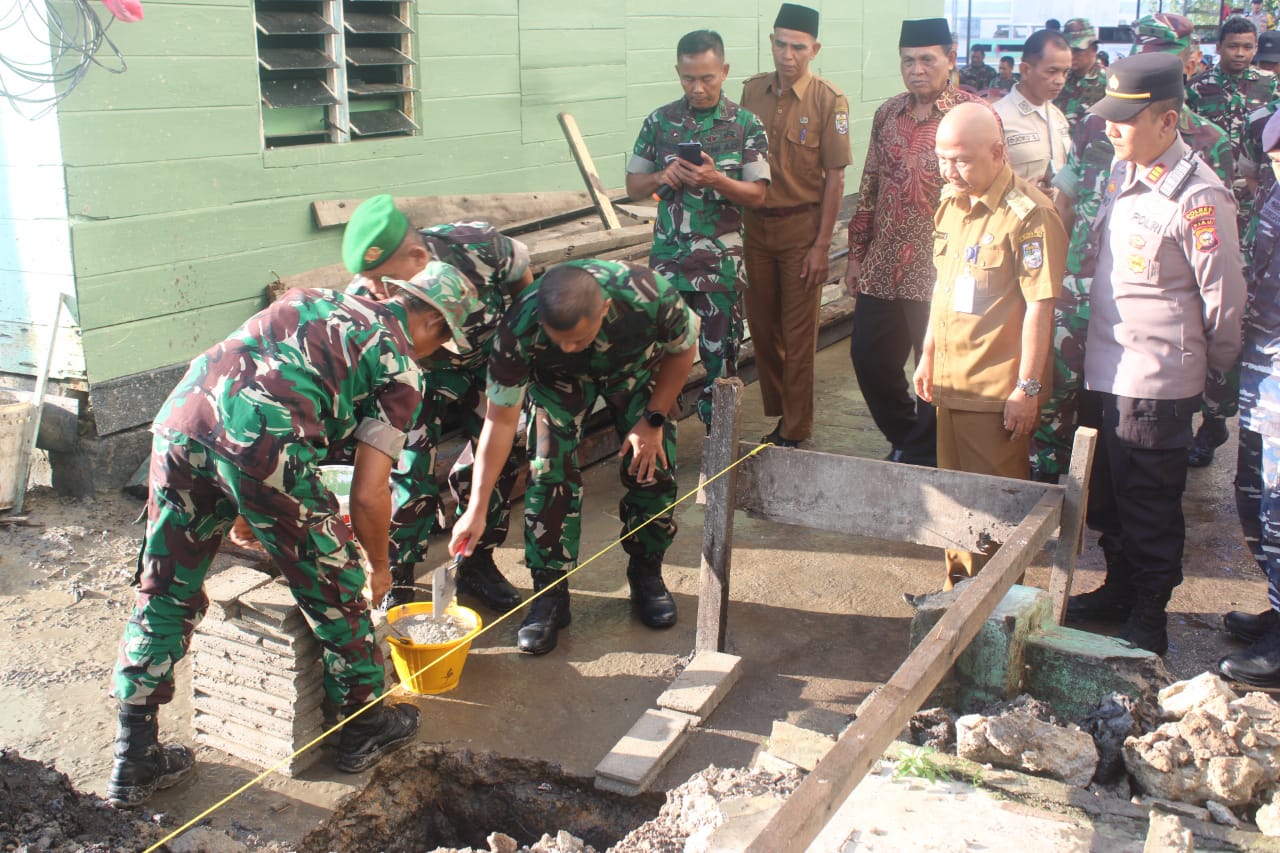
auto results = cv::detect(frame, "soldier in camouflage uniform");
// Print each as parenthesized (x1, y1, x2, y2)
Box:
(1031, 13, 1235, 481)
(450, 259, 700, 655)
(1220, 110, 1280, 687)
(341, 195, 534, 613)
(959, 45, 998, 90)
(1056, 19, 1108, 128)
(626, 30, 770, 431)
(107, 274, 480, 806)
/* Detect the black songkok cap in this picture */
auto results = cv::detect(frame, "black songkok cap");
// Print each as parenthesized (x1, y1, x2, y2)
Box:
(900, 18, 953, 48)
(1087, 52, 1184, 122)
(775, 3, 819, 38)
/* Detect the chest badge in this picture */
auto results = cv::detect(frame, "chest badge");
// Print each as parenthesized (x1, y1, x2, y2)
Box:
(1129, 234, 1146, 249)
(1128, 254, 1148, 273)
(981, 233, 994, 245)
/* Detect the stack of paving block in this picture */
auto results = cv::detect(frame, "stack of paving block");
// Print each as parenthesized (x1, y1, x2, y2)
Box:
(190, 566, 327, 777)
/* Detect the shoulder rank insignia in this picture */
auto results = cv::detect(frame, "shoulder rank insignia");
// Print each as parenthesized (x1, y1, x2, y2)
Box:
(1004, 187, 1036, 221)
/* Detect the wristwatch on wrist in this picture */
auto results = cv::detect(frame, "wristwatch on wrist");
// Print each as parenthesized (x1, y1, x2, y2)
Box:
(1016, 378, 1043, 397)
(642, 407, 667, 428)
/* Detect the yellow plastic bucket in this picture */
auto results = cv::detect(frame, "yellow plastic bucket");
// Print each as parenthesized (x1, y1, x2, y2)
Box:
(384, 602, 482, 695)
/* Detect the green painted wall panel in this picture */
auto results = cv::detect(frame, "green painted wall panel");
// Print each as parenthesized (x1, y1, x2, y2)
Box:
(90, 5, 256, 57)
(626, 18, 760, 54)
(57, 57, 258, 112)
(421, 56, 520, 97)
(520, 29, 626, 69)
(420, 94, 523, 139)
(416, 14, 518, 56)
(426, 0, 517, 13)
(520, 65, 628, 106)
(60, 107, 261, 166)
(521, 99, 625, 143)
(519, 0, 623, 29)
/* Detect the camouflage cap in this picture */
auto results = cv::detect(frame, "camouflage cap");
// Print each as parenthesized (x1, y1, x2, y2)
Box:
(384, 260, 480, 354)
(342, 194, 410, 274)
(1134, 13, 1193, 54)
(1062, 18, 1098, 49)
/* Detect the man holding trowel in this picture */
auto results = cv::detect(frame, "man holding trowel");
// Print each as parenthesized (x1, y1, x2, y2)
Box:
(107, 268, 480, 806)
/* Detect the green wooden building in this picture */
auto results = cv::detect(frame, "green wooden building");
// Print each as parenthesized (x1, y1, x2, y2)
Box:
(1, 0, 937, 481)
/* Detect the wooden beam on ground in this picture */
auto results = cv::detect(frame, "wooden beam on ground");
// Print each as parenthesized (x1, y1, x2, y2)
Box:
(743, 492, 1064, 853)
(1048, 426, 1098, 624)
(527, 224, 653, 269)
(724, 444, 1062, 554)
(310, 191, 596, 230)
(558, 112, 622, 231)
(696, 379, 744, 653)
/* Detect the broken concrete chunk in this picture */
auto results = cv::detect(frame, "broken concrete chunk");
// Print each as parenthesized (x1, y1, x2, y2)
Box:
(1257, 790, 1280, 837)
(1142, 811, 1193, 853)
(486, 832, 518, 853)
(1205, 799, 1243, 828)
(956, 710, 1098, 787)
(1157, 672, 1239, 719)
(765, 720, 835, 772)
(656, 650, 741, 720)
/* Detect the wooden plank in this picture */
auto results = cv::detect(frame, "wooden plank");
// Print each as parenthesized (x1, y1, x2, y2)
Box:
(88, 363, 188, 436)
(558, 112, 622, 231)
(527, 224, 652, 267)
(730, 445, 1061, 553)
(310, 190, 594, 230)
(1048, 426, 1098, 625)
(743, 493, 1063, 853)
(696, 378, 744, 653)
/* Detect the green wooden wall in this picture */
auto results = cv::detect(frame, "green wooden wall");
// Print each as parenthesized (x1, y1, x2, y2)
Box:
(59, 0, 940, 389)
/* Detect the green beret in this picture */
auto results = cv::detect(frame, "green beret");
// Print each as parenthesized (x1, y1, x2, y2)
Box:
(342, 194, 409, 274)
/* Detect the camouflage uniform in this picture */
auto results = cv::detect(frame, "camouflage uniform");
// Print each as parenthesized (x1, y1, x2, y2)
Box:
(112, 289, 426, 709)
(959, 62, 997, 90)
(627, 96, 770, 427)
(348, 221, 530, 567)
(1054, 62, 1108, 128)
(1238, 182, 1280, 613)
(1031, 109, 1234, 479)
(486, 259, 700, 585)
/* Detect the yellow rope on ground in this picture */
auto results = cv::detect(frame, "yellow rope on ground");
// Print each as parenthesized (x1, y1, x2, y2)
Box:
(143, 440, 768, 852)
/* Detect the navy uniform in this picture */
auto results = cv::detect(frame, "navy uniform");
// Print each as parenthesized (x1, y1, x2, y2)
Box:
(1068, 54, 1247, 655)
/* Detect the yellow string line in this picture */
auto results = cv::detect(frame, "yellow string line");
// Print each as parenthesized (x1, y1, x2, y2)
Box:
(144, 439, 769, 852)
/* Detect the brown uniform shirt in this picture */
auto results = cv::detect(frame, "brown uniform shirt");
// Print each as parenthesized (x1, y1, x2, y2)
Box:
(740, 71, 853, 208)
(930, 164, 1066, 412)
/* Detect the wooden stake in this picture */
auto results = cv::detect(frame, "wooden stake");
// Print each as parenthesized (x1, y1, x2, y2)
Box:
(1048, 426, 1098, 624)
(558, 112, 622, 231)
(696, 379, 744, 653)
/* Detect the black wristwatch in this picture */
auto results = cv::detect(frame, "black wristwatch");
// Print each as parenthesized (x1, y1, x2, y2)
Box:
(641, 408, 666, 428)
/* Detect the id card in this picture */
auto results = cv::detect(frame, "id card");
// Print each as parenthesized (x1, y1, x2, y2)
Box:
(952, 273, 976, 314)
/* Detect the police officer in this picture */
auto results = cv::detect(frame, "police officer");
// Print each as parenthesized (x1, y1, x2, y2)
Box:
(994, 29, 1073, 184)
(1220, 110, 1280, 687)
(740, 3, 853, 448)
(106, 272, 481, 805)
(1031, 14, 1235, 483)
(450, 260, 700, 655)
(1068, 53, 1247, 655)
(626, 29, 770, 432)
(1056, 19, 1108, 129)
(341, 195, 533, 613)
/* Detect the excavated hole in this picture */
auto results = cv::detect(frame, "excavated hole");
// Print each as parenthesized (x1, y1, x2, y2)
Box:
(300, 745, 664, 853)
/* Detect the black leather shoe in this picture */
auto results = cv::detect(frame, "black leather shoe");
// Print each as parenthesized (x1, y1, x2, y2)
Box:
(629, 575, 677, 628)
(1224, 608, 1280, 644)
(1187, 416, 1230, 468)
(1218, 627, 1280, 687)
(1118, 599, 1169, 656)
(1066, 582, 1136, 623)
(761, 422, 800, 448)
(382, 563, 417, 610)
(516, 591, 570, 655)
(457, 549, 522, 613)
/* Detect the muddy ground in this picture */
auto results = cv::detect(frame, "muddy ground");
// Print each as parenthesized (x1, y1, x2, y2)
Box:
(0, 344, 1269, 850)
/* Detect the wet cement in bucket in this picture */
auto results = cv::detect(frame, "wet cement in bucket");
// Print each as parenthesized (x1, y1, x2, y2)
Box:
(299, 745, 663, 853)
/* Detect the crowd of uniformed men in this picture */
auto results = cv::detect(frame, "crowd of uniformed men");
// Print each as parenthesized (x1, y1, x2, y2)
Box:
(99, 1, 1280, 811)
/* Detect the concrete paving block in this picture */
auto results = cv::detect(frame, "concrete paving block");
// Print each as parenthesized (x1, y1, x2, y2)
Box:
(594, 708, 697, 793)
(766, 720, 835, 771)
(706, 794, 784, 853)
(910, 584, 1053, 709)
(752, 749, 800, 774)
(193, 692, 324, 740)
(195, 729, 324, 779)
(191, 652, 317, 697)
(656, 650, 742, 720)
(190, 673, 324, 715)
(239, 581, 306, 629)
(193, 710, 325, 760)
(203, 566, 273, 620)
(593, 775, 643, 797)
(1024, 625, 1171, 722)
(191, 630, 318, 672)
(197, 615, 319, 655)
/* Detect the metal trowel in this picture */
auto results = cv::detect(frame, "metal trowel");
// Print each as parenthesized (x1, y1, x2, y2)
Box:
(431, 551, 462, 619)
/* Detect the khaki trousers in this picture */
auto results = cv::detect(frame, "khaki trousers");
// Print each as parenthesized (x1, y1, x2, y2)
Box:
(743, 208, 823, 441)
(936, 406, 1031, 589)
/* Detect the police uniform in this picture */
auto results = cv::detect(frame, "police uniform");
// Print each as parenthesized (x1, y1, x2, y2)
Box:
(627, 94, 770, 427)
(994, 85, 1072, 181)
(740, 4, 853, 444)
(929, 164, 1066, 586)
(1071, 53, 1246, 653)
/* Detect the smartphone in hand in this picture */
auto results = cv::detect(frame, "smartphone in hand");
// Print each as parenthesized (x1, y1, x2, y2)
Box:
(677, 141, 703, 164)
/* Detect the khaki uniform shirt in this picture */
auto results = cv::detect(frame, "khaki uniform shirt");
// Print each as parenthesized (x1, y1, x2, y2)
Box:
(1085, 137, 1246, 400)
(740, 71, 853, 208)
(993, 85, 1071, 182)
(930, 164, 1066, 412)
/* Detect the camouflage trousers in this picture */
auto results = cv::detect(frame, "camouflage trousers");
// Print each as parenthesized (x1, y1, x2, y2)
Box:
(677, 289, 743, 427)
(389, 361, 525, 566)
(1236, 428, 1280, 613)
(1030, 277, 1090, 481)
(111, 431, 385, 709)
(523, 380, 678, 582)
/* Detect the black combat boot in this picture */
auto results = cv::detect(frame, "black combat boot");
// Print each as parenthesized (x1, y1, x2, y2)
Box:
(335, 701, 420, 773)
(1218, 623, 1280, 687)
(627, 553, 677, 629)
(1066, 545, 1135, 623)
(1187, 414, 1230, 468)
(457, 548, 522, 613)
(106, 704, 196, 808)
(382, 562, 417, 610)
(1118, 596, 1170, 656)
(1224, 608, 1280, 644)
(517, 574, 571, 655)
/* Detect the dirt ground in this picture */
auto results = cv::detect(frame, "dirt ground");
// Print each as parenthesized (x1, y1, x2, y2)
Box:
(0, 343, 1269, 850)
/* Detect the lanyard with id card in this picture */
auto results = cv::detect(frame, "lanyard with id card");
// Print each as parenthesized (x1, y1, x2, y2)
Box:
(953, 243, 979, 314)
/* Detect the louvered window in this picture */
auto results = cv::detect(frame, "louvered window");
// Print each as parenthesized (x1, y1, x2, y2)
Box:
(255, 0, 416, 148)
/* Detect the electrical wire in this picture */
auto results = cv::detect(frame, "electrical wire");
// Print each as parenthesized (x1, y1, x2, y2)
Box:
(0, 0, 126, 119)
